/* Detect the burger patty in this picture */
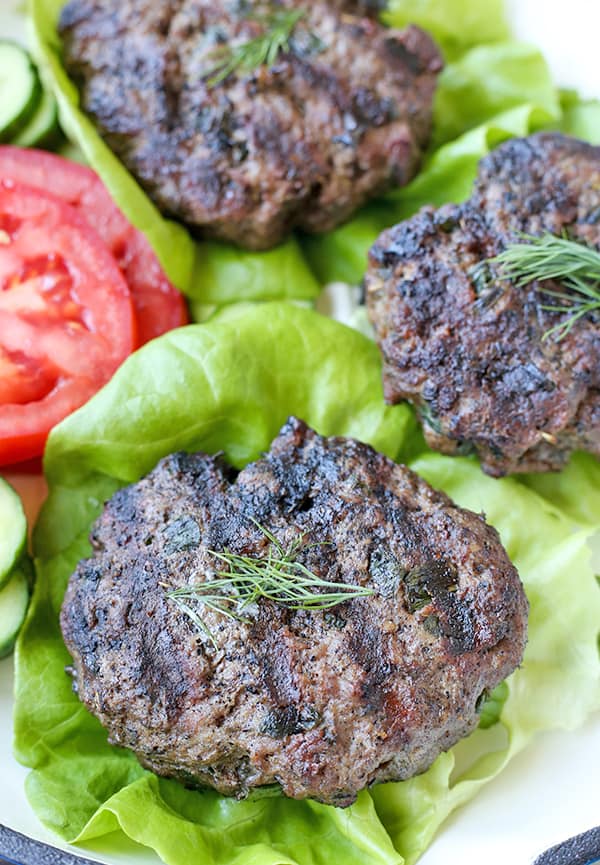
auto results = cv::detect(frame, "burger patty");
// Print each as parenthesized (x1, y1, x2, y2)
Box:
(58, 0, 442, 250)
(61, 418, 527, 807)
(366, 133, 600, 476)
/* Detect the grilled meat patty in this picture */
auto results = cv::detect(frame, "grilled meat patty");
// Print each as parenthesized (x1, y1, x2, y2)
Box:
(58, 0, 442, 250)
(61, 418, 527, 806)
(366, 133, 600, 476)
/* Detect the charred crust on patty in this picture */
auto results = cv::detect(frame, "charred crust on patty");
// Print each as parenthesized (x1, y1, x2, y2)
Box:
(61, 418, 527, 806)
(58, 0, 442, 249)
(366, 133, 600, 476)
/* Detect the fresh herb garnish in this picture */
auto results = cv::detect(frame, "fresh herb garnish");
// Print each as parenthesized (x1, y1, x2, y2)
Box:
(206, 9, 305, 87)
(473, 233, 600, 341)
(164, 520, 373, 645)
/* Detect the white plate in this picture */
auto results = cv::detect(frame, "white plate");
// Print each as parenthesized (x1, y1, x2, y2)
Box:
(1, 1, 599, 863)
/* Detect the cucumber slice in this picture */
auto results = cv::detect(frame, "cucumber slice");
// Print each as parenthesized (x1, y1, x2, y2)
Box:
(0, 477, 27, 590)
(0, 41, 41, 142)
(13, 86, 60, 148)
(0, 564, 29, 659)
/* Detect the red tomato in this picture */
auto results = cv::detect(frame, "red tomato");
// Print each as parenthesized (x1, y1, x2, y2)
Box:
(0, 146, 188, 345)
(0, 180, 136, 465)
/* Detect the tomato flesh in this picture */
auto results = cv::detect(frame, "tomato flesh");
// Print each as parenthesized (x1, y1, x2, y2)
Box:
(0, 146, 188, 344)
(0, 180, 136, 465)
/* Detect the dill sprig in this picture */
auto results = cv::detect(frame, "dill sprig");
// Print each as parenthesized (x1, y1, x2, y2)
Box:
(206, 9, 305, 87)
(164, 520, 373, 645)
(478, 232, 600, 341)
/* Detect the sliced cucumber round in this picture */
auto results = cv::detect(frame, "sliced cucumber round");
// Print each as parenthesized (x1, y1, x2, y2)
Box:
(0, 564, 29, 659)
(13, 86, 60, 148)
(0, 41, 41, 142)
(0, 477, 27, 589)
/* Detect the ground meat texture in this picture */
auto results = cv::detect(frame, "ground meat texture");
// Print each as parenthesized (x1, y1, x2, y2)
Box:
(58, 0, 442, 250)
(61, 418, 527, 806)
(366, 133, 600, 476)
(330, 0, 389, 13)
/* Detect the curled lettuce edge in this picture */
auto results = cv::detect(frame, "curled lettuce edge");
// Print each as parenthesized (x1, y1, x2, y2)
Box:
(15, 0, 600, 862)
(14, 303, 600, 865)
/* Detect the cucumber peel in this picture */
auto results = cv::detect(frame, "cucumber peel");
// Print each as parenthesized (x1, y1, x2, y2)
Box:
(0, 477, 27, 589)
(13, 86, 60, 148)
(0, 564, 30, 659)
(0, 41, 41, 142)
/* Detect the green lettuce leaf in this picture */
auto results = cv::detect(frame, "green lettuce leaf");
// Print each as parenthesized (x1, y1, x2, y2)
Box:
(302, 0, 562, 285)
(15, 304, 600, 865)
(302, 43, 560, 285)
(28, 0, 320, 307)
(557, 92, 600, 144)
(16, 2, 600, 863)
(521, 452, 600, 528)
(431, 42, 559, 146)
(17, 305, 412, 863)
(385, 0, 509, 60)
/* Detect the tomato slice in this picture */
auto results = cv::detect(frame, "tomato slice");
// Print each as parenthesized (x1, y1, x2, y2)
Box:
(0, 146, 188, 345)
(0, 180, 136, 465)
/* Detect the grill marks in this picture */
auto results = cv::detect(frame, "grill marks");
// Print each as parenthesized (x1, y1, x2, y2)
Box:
(366, 133, 600, 475)
(59, 0, 442, 249)
(61, 418, 527, 806)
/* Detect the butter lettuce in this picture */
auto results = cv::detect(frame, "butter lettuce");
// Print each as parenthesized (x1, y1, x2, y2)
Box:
(14, 304, 600, 865)
(17, 1, 600, 863)
(557, 92, 600, 144)
(385, 0, 509, 59)
(302, 40, 560, 285)
(301, 99, 558, 286)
